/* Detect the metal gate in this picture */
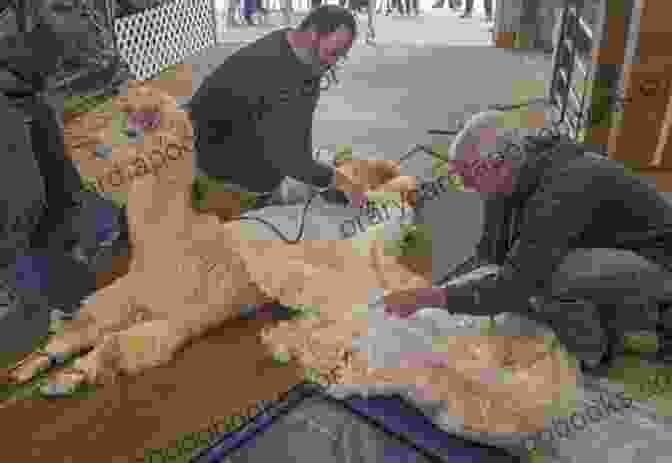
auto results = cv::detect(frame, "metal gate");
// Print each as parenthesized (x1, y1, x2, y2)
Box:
(548, 0, 595, 141)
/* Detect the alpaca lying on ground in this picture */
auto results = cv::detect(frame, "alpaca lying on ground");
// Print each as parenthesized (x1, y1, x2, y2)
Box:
(5, 82, 420, 389)
(4, 86, 577, 436)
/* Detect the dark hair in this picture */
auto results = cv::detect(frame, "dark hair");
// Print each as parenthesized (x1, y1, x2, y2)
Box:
(298, 5, 358, 41)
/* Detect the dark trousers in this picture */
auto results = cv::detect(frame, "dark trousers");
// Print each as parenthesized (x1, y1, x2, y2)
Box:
(0, 93, 46, 267)
(433, 0, 462, 8)
(404, 0, 418, 13)
(387, 0, 404, 14)
(24, 93, 84, 249)
(451, 247, 672, 366)
(534, 248, 672, 365)
(464, 0, 491, 16)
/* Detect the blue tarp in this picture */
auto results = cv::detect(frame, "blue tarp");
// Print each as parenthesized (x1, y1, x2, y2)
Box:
(191, 384, 520, 463)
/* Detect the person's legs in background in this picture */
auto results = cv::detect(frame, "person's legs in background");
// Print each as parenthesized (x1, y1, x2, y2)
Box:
(256, 0, 269, 23)
(482, 0, 492, 21)
(365, 0, 376, 41)
(242, 0, 256, 25)
(459, 0, 473, 17)
(532, 248, 672, 373)
(281, 0, 292, 25)
(404, 0, 418, 15)
(25, 93, 87, 251)
(228, 0, 241, 26)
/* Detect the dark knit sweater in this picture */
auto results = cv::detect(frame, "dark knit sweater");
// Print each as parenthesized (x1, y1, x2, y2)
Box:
(188, 28, 335, 193)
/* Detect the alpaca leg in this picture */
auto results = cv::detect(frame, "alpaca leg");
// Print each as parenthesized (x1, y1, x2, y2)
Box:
(6, 275, 134, 384)
(45, 318, 188, 388)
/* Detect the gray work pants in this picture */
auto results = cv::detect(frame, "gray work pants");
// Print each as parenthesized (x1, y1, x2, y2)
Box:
(532, 248, 672, 366)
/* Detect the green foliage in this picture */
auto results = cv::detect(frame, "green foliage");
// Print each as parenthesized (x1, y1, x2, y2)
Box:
(0, 331, 98, 406)
(190, 175, 258, 213)
(107, 191, 129, 209)
(287, 303, 322, 321)
(303, 367, 322, 384)
(81, 176, 99, 193)
(64, 93, 113, 116)
(430, 159, 464, 191)
(157, 64, 179, 80)
(334, 144, 354, 164)
(191, 176, 209, 211)
(428, 143, 450, 161)
(395, 224, 433, 259)
(271, 350, 291, 365)
(543, 333, 561, 353)
(365, 191, 403, 210)
(623, 332, 658, 354)
(477, 315, 498, 336)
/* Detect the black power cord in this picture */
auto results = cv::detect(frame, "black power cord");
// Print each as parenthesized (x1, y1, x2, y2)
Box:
(225, 142, 452, 244)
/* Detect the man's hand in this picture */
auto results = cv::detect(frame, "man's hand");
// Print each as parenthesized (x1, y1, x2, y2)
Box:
(383, 286, 447, 319)
(333, 168, 368, 208)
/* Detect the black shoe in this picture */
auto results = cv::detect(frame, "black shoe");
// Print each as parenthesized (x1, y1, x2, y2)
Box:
(459, 11, 472, 18)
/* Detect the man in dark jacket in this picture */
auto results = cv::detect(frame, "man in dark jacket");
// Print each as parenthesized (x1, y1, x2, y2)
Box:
(384, 110, 672, 372)
(188, 5, 386, 218)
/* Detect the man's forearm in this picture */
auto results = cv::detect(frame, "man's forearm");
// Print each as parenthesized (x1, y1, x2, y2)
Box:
(439, 268, 533, 317)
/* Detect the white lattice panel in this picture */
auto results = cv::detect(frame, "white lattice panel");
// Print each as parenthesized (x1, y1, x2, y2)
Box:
(113, 0, 216, 82)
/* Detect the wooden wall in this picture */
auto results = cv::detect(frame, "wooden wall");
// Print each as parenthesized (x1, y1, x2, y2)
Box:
(604, 0, 672, 191)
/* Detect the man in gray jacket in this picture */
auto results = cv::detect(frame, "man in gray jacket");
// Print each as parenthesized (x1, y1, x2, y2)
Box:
(384, 110, 672, 373)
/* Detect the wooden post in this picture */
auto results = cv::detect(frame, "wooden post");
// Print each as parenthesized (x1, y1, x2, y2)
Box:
(582, 0, 634, 149)
(651, 88, 672, 168)
(606, 0, 672, 170)
(493, 0, 522, 49)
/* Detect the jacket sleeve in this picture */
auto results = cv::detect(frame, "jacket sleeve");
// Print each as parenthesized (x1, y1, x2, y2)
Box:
(441, 166, 602, 316)
(291, 111, 335, 189)
(259, 80, 336, 189)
